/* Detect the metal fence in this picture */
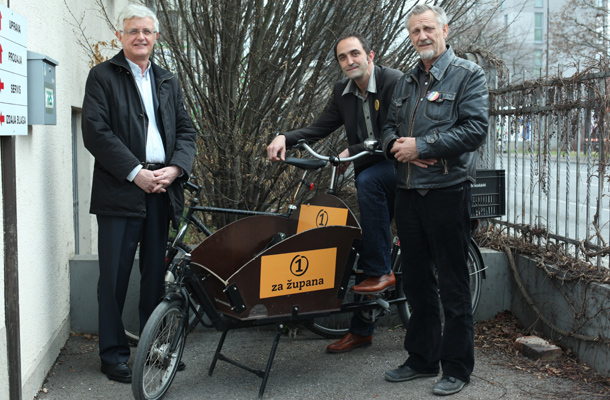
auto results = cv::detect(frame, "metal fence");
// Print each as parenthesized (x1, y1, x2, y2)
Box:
(477, 68, 610, 269)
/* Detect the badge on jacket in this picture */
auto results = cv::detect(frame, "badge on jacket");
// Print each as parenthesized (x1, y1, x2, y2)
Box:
(375, 99, 380, 111)
(427, 91, 440, 101)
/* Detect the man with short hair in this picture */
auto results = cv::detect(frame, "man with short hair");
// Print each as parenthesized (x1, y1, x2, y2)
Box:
(267, 33, 402, 353)
(381, 4, 488, 396)
(82, 4, 196, 383)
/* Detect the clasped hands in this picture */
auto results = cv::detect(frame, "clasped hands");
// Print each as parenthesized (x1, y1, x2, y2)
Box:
(134, 165, 181, 194)
(391, 137, 437, 168)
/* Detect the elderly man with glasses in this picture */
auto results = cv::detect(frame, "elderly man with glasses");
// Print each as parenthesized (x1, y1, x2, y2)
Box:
(82, 4, 196, 383)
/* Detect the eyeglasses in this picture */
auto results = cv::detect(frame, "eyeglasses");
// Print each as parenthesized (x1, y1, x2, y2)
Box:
(121, 29, 158, 37)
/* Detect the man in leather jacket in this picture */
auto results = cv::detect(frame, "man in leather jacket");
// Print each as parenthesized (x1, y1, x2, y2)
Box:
(380, 4, 488, 396)
(82, 4, 196, 384)
(267, 33, 402, 354)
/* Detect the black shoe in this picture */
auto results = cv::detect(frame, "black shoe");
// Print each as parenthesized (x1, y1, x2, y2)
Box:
(384, 363, 438, 382)
(178, 361, 186, 371)
(101, 362, 132, 383)
(433, 375, 467, 395)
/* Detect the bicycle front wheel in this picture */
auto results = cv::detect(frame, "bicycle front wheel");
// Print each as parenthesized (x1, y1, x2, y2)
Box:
(302, 273, 355, 339)
(132, 299, 186, 400)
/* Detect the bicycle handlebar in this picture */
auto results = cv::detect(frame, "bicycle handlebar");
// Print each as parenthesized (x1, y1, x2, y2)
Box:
(293, 139, 382, 165)
(185, 180, 202, 196)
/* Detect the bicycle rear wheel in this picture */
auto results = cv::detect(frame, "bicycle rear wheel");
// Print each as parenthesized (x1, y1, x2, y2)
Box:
(304, 242, 410, 339)
(304, 240, 482, 338)
(301, 274, 356, 339)
(132, 299, 186, 400)
(381, 241, 483, 318)
(467, 240, 483, 315)
(390, 244, 411, 327)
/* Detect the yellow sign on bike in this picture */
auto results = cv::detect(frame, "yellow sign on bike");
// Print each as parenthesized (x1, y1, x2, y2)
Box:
(296, 205, 348, 234)
(259, 248, 336, 299)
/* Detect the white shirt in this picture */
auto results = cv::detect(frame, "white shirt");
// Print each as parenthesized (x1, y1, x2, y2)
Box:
(125, 58, 165, 181)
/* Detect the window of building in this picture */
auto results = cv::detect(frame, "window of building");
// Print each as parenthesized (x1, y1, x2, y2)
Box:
(500, 0, 505, 10)
(535, 13, 543, 43)
(535, 0, 543, 7)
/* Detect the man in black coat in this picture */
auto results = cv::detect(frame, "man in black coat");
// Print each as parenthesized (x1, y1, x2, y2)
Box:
(267, 32, 402, 353)
(82, 4, 196, 383)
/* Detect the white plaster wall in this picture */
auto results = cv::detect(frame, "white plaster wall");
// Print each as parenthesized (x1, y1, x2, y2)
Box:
(0, 0, 128, 398)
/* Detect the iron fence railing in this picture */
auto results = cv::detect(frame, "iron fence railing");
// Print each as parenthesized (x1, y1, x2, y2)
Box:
(478, 69, 610, 269)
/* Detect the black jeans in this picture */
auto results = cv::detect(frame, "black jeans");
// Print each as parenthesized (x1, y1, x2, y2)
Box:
(395, 182, 474, 383)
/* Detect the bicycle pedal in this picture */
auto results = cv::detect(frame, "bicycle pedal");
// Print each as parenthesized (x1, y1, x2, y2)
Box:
(374, 297, 390, 310)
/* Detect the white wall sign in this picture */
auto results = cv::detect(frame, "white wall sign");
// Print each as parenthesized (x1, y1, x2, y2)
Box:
(0, 4, 26, 135)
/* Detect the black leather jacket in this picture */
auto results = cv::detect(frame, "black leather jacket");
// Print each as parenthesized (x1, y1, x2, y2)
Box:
(82, 51, 196, 226)
(381, 46, 488, 189)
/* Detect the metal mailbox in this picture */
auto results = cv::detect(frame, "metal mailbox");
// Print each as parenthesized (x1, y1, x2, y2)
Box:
(27, 51, 58, 125)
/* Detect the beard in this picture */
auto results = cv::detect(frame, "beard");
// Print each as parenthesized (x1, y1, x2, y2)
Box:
(416, 39, 436, 60)
(418, 47, 436, 60)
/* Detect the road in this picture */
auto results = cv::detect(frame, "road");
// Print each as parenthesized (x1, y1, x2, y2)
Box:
(493, 153, 610, 254)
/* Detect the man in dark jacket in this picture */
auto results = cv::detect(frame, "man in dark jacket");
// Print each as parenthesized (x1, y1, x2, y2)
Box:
(380, 5, 488, 396)
(82, 4, 196, 384)
(267, 33, 402, 353)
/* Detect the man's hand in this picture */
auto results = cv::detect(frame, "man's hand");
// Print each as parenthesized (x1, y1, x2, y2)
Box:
(133, 166, 182, 194)
(267, 135, 287, 162)
(337, 148, 351, 174)
(133, 169, 158, 193)
(391, 137, 438, 167)
(151, 166, 181, 193)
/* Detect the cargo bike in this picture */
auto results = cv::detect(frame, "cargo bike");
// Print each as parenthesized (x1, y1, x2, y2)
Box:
(131, 140, 500, 400)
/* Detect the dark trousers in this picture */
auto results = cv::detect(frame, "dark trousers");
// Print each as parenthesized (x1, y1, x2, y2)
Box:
(349, 160, 396, 337)
(395, 183, 474, 383)
(97, 193, 170, 365)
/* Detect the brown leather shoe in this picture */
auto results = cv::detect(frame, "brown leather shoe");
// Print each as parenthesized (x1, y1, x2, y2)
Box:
(350, 272, 396, 294)
(326, 333, 373, 353)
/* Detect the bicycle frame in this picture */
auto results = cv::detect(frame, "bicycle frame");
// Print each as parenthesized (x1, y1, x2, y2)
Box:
(134, 140, 488, 400)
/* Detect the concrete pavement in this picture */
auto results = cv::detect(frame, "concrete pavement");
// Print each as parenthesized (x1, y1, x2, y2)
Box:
(34, 325, 608, 400)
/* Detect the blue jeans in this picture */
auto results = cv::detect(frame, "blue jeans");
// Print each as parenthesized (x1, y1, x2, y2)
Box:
(395, 183, 474, 383)
(348, 160, 396, 337)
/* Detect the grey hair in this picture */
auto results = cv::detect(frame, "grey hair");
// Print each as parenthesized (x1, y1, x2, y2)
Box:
(405, 4, 449, 31)
(116, 4, 160, 33)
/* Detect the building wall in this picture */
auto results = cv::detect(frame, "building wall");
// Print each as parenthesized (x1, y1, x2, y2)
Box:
(0, 0, 128, 398)
(498, 0, 571, 82)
